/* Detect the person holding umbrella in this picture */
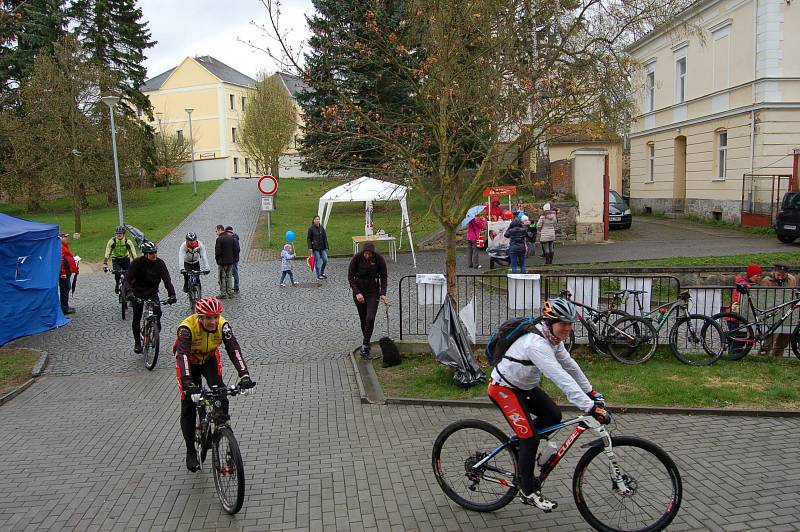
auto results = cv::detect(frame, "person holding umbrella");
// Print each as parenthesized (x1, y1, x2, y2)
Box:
(348, 242, 388, 359)
(466, 210, 486, 269)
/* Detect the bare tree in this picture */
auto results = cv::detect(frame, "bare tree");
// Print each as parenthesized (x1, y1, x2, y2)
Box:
(261, 0, 693, 299)
(239, 72, 297, 178)
(152, 116, 192, 186)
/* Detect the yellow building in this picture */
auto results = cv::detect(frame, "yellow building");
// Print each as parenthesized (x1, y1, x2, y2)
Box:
(142, 56, 314, 181)
(628, 0, 800, 223)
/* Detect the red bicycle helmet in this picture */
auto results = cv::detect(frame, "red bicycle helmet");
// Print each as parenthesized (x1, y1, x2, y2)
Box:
(195, 296, 223, 316)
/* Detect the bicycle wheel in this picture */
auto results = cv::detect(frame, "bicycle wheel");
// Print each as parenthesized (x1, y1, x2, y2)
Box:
(709, 312, 754, 361)
(432, 419, 518, 512)
(190, 284, 201, 312)
(213, 426, 245, 515)
(143, 319, 160, 370)
(790, 324, 800, 360)
(669, 314, 724, 366)
(606, 316, 658, 364)
(565, 329, 576, 352)
(573, 436, 682, 532)
(119, 293, 127, 320)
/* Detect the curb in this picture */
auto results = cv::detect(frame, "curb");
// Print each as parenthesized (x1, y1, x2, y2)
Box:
(0, 349, 48, 407)
(352, 345, 800, 418)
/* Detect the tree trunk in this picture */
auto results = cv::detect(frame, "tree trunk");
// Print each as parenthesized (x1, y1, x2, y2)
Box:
(79, 182, 90, 209)
(444, 222, 459, 308)
(72, 196, 82, 234)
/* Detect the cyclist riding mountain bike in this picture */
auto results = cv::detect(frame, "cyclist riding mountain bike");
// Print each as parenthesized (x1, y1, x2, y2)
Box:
(488, 297, 610, 511)
(103, 226, 138, 291)
(174, 296, 255, 472)
(179, 232, 210, 292)
(123, 241, 177, 353)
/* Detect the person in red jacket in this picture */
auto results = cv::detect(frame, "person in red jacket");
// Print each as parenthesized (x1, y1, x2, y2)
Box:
(59, 233, 78, 315)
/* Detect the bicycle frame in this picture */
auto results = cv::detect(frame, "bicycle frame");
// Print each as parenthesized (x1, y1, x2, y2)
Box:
(621, 290, 690, 334)
(739, 292, 800, 341)
(470, 415, 615, 491)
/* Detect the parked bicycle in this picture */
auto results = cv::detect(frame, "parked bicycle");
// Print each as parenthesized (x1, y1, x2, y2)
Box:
(106, 268, 128, 320)
(561, 290, 658, 364)
(133, 297, 174, 370)
(191, 384, 254, 514)
(432, 396, 683, 531)
(603, 289, 725, 366)
(709, 283, 800, 360)
(182, 269, 210, 312)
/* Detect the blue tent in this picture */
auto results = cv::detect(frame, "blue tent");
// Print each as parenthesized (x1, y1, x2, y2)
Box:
(0, 213, 69, 345)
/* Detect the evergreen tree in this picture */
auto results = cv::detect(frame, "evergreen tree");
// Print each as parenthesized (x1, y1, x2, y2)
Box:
(0, 0, 67, 109)
(70, 0, 155, 117)
(298, 0, 414, 177)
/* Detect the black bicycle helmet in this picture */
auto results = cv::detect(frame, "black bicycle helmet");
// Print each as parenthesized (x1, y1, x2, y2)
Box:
(115, 225, 126, 234)
(542, 297, 578, 323)
(140, 240, 158, 254)
(185, 231, 197, 241)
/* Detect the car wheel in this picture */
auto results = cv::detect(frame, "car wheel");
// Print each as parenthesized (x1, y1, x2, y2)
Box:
(777, 234, 796, 244)
(622, 223, 632, 229)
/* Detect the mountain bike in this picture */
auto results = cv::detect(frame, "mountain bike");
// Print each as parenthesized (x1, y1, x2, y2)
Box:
(561, 290, 658, 364)
(191, 384, 255, 514)
(709, 283, 800, 360)
(432, 398, 682, 532)
(182, 269, 210, 312)
(108, 268, 127, 320)
(133, 297, 173, 370)
(602, 289, 725, 366)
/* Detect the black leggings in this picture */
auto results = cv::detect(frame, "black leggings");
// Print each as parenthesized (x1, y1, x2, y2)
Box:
(180, 358, 226, 451)
(354, 289, 380, 345)
(182, 261, 200, 291)
(111, 257, 130, 287)
(131, 298, 162, 344)
(491, 386, 561, 494)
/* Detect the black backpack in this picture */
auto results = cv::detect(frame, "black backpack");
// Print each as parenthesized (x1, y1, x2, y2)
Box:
(485, 316, 544, 366)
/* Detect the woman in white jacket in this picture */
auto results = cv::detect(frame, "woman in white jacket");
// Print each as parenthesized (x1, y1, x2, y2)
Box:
(537, 203, 558, 265)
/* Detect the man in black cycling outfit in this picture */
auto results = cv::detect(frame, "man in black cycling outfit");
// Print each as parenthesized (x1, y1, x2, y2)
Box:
(124, 241, 177, 353)
(488, 297, 610, 511)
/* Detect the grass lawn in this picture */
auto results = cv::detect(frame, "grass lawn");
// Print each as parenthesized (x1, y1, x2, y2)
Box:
(260, 179, 442, 254)
(0, 181, 223, 263)
(552, 249, 800, 269)
(0, 349, 40, 396)
(374, 348, 800, 409)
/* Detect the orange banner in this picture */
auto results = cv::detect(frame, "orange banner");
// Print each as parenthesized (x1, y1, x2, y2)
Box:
(483, 186, 517, 196)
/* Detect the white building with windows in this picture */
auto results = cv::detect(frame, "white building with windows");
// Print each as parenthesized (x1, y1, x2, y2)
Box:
(628, 0, 800, 222)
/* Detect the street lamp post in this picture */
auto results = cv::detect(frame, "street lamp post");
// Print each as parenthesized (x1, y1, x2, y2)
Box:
(101, 95, 124, 226)
(185, 108, 197, 195)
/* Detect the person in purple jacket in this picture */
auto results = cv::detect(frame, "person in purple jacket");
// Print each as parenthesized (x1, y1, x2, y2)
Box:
(466, 213, 486, 268)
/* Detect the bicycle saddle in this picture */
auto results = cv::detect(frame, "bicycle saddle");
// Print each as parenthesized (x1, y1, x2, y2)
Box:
(735, 283, 750, 294)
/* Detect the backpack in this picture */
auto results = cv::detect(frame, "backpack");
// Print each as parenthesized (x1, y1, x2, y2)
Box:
(485, 316, 545, 366)
(110, 237, 134, 253)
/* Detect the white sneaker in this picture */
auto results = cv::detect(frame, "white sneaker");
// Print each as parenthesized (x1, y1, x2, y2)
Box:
(280, 283, 286, 287)
(519, 490, 558, 512)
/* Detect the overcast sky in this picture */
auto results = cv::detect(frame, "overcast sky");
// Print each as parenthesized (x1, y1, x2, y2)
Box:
(138, 0, 315, 81)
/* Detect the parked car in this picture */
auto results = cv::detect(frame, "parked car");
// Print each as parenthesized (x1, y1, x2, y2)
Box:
(776, 191, 800, 243)
(609, 190, 632, 229)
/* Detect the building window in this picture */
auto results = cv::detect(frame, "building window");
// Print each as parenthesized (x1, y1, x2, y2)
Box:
(231, 127, 237, 143)
(233, 157, 239, 174)
(255, 160, 261, 173)
(244, 158, 250, 174)
(716, 130, 728, 180)
(241, 96, 246, 110)
(675, 57, 687, 104)
(647, 143, 655, 182)
(230, 94, 235, 110)
(646, 70, 655, 112)
(713, 26, 731, 91)
(176, 129, 184, 143)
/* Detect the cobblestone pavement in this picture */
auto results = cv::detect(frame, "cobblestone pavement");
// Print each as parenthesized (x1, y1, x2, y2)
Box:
(2, 179, 799, 531)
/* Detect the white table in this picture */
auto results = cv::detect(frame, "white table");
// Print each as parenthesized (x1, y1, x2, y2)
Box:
(352, 235, 397, 261)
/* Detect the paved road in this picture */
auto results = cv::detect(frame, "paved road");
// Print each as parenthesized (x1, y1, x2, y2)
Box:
(3, 179, 799, 531)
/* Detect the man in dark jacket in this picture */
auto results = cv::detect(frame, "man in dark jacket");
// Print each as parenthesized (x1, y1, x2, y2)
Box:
(504, 218, 528, 273)
(225, 226, 241, 293)
(215, 224, 237, 299)
(124, 241, 177, 353)
(307, 215, 329, 280)
(348, 241, 388, 358)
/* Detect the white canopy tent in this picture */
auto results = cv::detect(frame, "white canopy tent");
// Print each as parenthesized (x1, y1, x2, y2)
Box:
(317, 176, 417, 267)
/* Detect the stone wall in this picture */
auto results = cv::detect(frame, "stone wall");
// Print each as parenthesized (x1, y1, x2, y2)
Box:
(630, 197, 742, 223)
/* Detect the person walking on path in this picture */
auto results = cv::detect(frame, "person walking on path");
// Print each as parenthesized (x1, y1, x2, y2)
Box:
(225, 226, 241, 293)
(280, 244, 298, 287)
(307, 215, 329, 280)
(178, 232, 210, 293)
(348, 241, 388, 358)
(214, 224, 236, 299)
(537, 203, 559, 265)
(59, 233, 78, 315)
(102, 226, 138, 290)
(466, 213, 485, 268)
(759, 263, 797, 356)
(124, 241, 177, 353)
(522, 215, 536, 258)
(504, 218, 528, 273)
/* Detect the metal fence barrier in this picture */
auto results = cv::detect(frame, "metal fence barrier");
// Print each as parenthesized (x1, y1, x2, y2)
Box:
(398, 274, 800, 357)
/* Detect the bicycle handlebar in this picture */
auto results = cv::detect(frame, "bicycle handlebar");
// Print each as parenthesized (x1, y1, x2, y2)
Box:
(131, 297, 175, 305)
(190, 384, 253, 403)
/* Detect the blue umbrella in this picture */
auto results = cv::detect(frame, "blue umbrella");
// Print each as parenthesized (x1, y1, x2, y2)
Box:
(460, 205, 487, 228)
